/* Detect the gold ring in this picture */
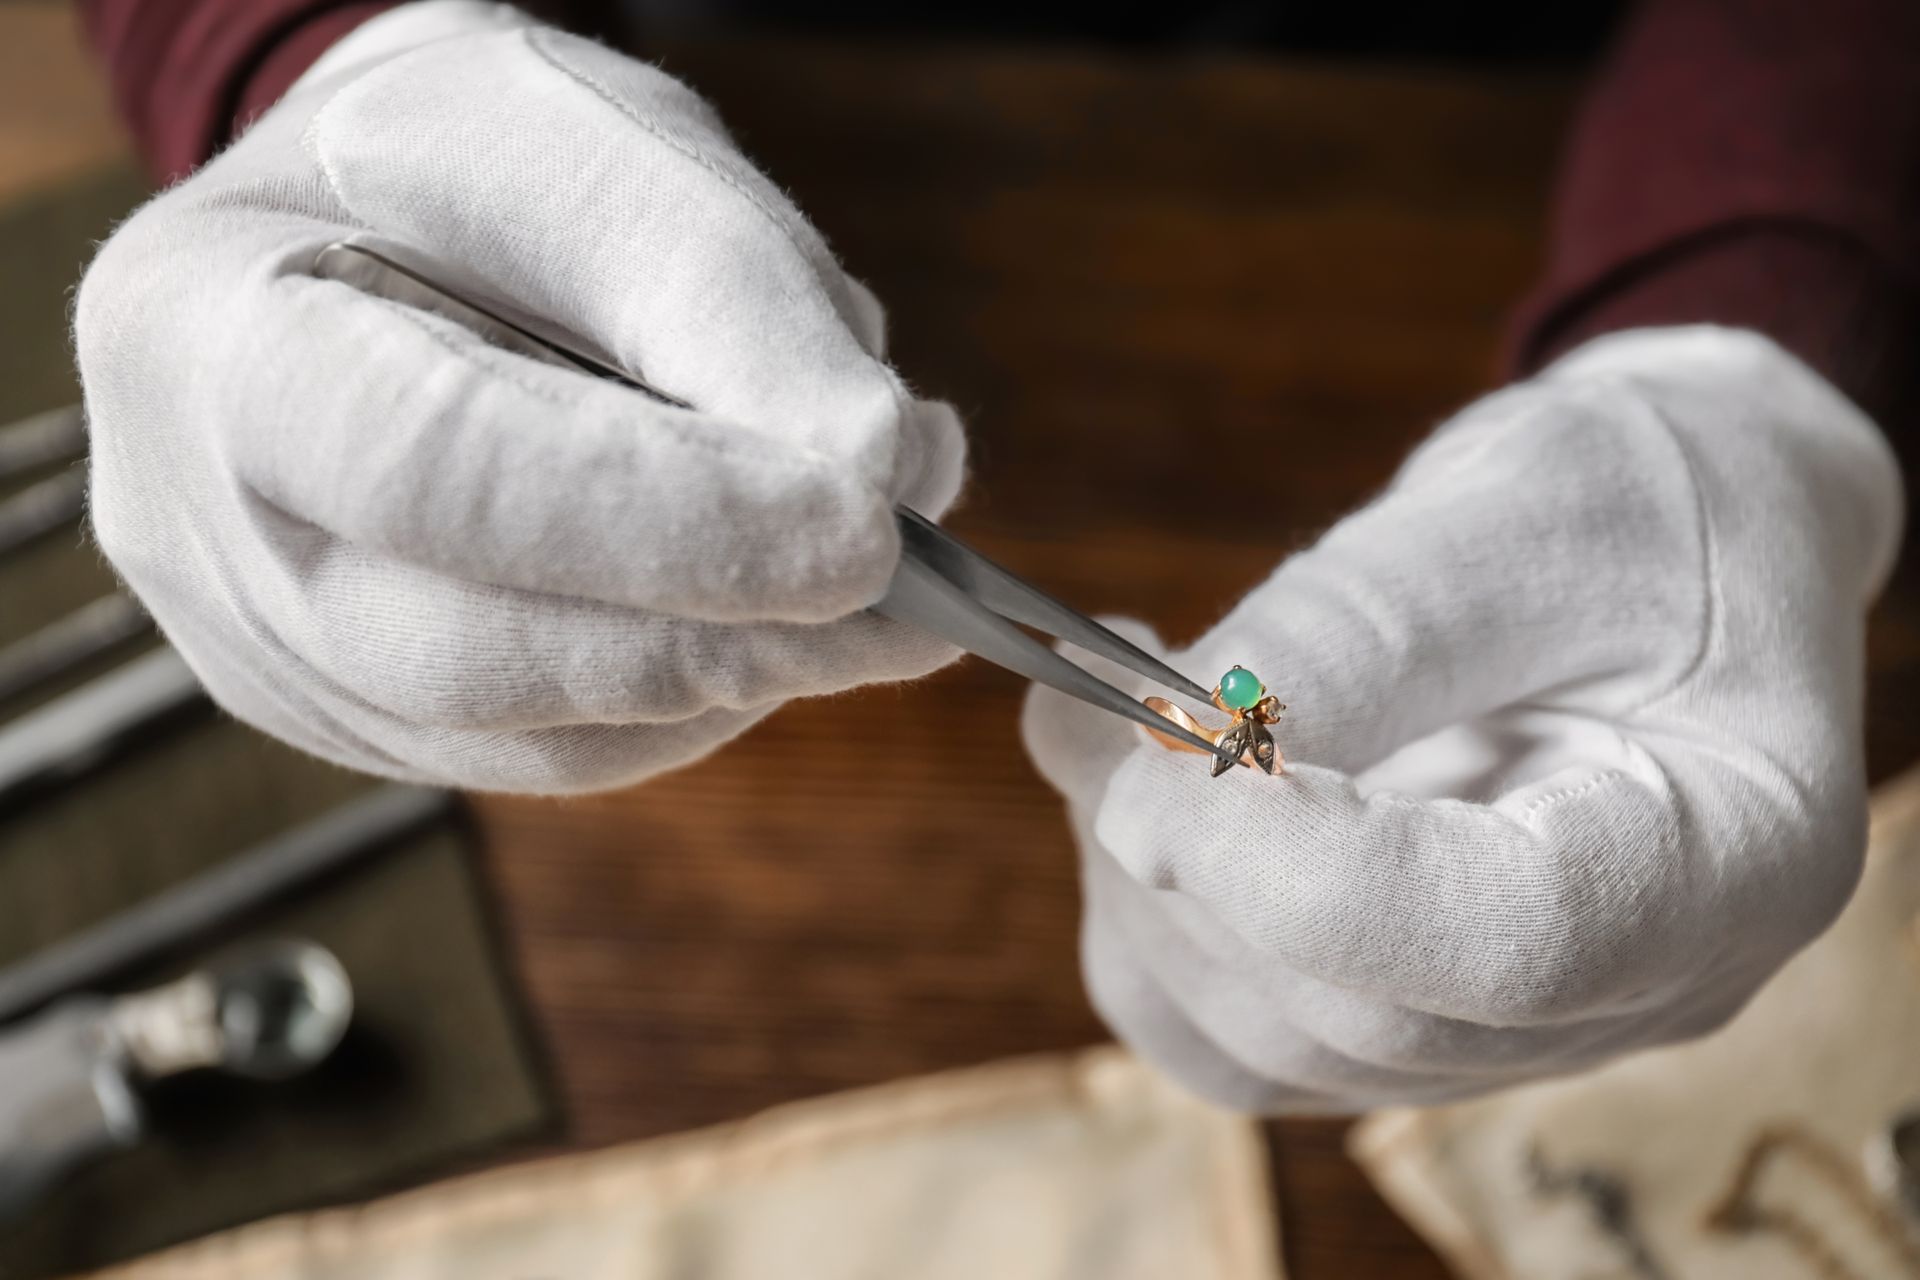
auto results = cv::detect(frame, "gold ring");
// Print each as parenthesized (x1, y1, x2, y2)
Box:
(1144, 665, 1285, 778)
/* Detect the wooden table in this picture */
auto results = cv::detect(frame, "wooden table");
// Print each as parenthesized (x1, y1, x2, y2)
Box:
(12, 12, 1919, 1276)
(470, 40, 1583, 1279)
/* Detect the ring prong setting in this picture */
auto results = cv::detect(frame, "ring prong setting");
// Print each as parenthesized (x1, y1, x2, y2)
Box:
(1144, 665, 1287, 778)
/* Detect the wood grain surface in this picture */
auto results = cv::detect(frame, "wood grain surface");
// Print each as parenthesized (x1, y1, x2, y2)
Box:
(471, 39, 1585, 1280)
(11, 13, 1919, 1277)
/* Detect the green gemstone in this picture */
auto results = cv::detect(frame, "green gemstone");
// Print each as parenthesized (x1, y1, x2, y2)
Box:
(1218, 666, 1264, 711)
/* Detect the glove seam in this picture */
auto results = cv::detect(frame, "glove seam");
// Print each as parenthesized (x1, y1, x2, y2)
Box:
(298, 55, 901, 506)
(1516, 767, 1634, 820)
(1585, 379, 1721, 723)
(1628, 398, 1718, 718)
(520, 29, 828, 312)
(519, 27, 924, 503)
(297, 25, 916, 515)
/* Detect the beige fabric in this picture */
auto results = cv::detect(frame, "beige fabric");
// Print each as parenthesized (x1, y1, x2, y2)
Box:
(86, 1047, 1280, 1280)
(1351, 765, 1920, 1280)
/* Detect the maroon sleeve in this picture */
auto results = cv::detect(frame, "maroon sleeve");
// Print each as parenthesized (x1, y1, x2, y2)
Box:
(77, 0, 395, 183)
(1510, 0, 1920, 429)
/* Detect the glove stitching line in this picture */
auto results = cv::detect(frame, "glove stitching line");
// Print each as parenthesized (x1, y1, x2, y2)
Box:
(522, 31, 832, 309)
(298, 50, 777, 465)
(1517, 768, 1633, 819)
(521, 29, 924, 502)
(300, 31, 912, 502)
(301, 34, 476, 212)
(1464, 370, 1717, 724)
(1602, 384, 1720, 721)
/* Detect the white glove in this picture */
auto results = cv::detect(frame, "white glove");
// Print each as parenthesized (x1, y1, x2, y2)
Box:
(75, 1, 965, 791)
(1023, 327, 1902, 1113)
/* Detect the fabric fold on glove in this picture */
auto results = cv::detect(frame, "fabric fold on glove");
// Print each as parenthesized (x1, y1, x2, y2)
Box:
(76, 0, 969, 792)
(1024, 326, 1902, 1113)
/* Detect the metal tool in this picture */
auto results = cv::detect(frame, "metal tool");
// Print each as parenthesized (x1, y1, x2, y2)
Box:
(0, 785, 451, 1025)
(0, 940, 351, 1221)
(0, 469, 85, 560)
(0, 594, 153, 710)
(0, 647, 206, 815)
(313, 240, 1230, 760)
(0, 405, 86, 482)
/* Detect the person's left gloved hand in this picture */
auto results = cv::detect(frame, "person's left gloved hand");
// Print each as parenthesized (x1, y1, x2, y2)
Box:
(1023, 327, 1902, 1113)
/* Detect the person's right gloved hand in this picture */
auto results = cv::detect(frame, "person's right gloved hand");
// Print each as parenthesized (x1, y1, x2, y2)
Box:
(75, 1, 966, 791)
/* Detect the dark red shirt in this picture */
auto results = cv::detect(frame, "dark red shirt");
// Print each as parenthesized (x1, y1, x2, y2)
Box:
(75, 0, 1920, 432)
(1518, 0, 1920, 433)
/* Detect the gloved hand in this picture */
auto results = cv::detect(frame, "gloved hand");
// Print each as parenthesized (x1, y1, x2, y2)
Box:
(1023, 327, 1902, 1112)
(75, 1, 965, 791)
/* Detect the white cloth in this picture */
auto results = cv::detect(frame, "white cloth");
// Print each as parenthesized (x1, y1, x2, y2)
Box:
(75, 1, 966, 792)
(81, 1049, 1281, 1280)
(1350, 765, 1920, 1280)
(1023, 327, 1903, 1113)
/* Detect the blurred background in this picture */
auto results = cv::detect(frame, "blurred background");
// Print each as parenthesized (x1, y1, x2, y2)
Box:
(4, 2, 1918, 1277)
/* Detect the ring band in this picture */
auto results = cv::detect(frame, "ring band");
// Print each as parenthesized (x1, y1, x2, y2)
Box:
(1145, 665, 1285, 778)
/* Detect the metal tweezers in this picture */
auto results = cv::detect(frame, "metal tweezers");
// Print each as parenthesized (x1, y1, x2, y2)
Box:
(313, 241, 1230, 761)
